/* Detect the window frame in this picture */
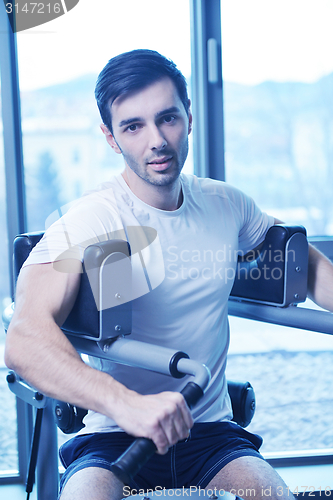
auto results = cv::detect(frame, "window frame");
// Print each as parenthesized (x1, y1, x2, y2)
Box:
(190, 0, 226, 181)
(0, 1, 30, 485)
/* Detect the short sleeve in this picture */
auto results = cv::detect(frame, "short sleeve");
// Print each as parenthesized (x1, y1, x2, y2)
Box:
(227, 186, 275, 254)
(23, 185, 125, 268)
(183, 176, 275, 256)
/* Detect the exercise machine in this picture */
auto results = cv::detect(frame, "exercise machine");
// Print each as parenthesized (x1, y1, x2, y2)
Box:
(4, 224, 331, 499)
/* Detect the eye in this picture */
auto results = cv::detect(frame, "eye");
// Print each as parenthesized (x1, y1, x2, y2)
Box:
(126, 124, 139, 132)
(163, 115, 176, 124)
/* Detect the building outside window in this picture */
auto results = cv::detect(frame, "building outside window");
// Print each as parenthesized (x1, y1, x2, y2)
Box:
(221, 0, 333, 457)
(16, 0, 193, 232)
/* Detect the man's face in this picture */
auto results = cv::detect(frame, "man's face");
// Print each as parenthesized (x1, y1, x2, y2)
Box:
(103, 78, 192, 188)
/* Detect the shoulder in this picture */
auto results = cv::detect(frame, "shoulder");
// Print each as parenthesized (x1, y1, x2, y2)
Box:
(181, 174, 251, 206)
(76, 177, 123, 210)
(25, 176, 127, 267)
(54, 176, 125, 226)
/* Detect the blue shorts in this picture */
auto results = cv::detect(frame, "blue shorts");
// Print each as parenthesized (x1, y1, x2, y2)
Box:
(59, 421, 264, 494)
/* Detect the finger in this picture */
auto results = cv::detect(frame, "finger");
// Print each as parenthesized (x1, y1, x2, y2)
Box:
(151, 401, 185, 450)
(172, 393, 194, 432)
(159, 397, 191, 445)
(153, 423, 171, 455)
(172, 404, 192, 441)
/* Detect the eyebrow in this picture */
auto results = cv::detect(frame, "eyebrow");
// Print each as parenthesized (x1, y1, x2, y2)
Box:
(118, 106, 182, 129)
(118, 116, 142, 128)
(156, 106, 181, 118)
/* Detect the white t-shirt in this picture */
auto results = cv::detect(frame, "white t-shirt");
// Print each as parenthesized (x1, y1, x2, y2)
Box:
(24, 173, 274, 433)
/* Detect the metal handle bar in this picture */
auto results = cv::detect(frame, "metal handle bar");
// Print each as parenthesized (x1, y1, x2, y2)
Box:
(68, 335, 211, 387)
(110, 381, 204, 485)
(228, 300, 333, 335)
(66, 335, 211, 485)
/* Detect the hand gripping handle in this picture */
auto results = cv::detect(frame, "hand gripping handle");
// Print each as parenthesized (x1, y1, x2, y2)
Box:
(110, 382, 204, 484)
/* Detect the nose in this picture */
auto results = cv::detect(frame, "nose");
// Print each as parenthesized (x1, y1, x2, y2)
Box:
(148, 124, 167, 151)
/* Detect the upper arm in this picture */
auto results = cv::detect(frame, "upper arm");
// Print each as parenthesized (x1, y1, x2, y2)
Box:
(307, 244, 333, 311)
(13, 260, 82, 327)
(240, 217, 282, 261)
(5, 260, 82, 373)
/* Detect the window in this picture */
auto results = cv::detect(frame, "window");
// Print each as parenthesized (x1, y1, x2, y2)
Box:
(221, 0, 333, 457)
(0, 76, 19, 476)
(221, 0, 333, 237)
(226, 309, 333, 457)
(16, 0, 193, 232)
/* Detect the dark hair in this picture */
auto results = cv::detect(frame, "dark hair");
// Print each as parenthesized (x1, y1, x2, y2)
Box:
(95, 49, 190, 134)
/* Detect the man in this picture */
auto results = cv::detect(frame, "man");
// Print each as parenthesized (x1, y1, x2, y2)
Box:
(5, 50, 333, 499)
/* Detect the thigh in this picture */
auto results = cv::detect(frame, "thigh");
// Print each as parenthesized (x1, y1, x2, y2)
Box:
(206, 456, 294, 500)
(59, 466, 125, 500)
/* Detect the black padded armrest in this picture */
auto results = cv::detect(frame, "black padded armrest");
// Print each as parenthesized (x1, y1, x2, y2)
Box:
(12, 233, 132, 342)
(11, 232, 100, 339)
(230, 225, 308, 307)
(13, 232, 45, 290)
(228, 380, 255, 428)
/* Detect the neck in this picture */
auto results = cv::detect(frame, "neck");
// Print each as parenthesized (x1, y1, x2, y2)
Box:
(121, 170, 183, 211)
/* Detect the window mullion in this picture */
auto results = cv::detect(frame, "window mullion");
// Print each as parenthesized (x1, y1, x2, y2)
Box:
(0, 1, 30, 485)
(189, 0, 225, 180)
(0, 2, 27, 297)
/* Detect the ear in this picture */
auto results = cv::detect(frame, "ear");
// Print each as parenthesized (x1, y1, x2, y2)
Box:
(188, 113, 193, 135)
(100, 124, 122, 154)
(187, 99, 193, 135)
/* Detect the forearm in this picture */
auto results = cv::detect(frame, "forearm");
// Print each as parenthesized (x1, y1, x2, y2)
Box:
(307, 244, 333, 312)
(5, 263, 193, 453)
(5, 317, 130, 420)
(5, 316, 193, 453)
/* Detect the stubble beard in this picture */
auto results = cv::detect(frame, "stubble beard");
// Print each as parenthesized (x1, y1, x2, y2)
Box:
(122, 139, 189, 188)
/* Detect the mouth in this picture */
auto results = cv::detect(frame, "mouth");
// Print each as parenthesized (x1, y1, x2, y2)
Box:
(147, 156, 173, 171)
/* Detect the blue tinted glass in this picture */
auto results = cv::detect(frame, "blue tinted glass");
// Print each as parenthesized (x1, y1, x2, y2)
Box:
(16, 0, 193, 232)
(222, 0, 333, 457)
(222, 0, 333, 237)
(0, 69, 19, 475)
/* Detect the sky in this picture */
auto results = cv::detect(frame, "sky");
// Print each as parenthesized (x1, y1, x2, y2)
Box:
(8, 0, 333, 91)
(15, 0, 192, 91)
(220, 0, 333, 85)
